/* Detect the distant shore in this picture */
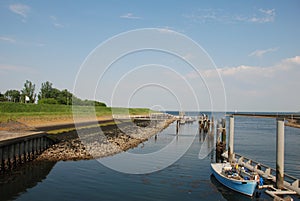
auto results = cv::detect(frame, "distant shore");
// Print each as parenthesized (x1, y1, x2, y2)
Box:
(229, 113, 300, 129)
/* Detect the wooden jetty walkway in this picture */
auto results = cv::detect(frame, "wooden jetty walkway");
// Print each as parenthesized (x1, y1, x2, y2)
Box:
(229, 112, 300, 129)
(221, 115, 300, 200)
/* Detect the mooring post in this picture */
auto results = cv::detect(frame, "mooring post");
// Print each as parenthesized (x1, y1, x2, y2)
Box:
(221, 118, 226, 144)
(216, 121, 225, 163)
(228, 115, 234, 162)
(216, 121, 221, 143)
(276, 118, 285, 189)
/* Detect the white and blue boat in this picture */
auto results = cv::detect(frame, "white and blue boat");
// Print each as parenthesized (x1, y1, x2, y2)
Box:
(211, 163, 258, 196)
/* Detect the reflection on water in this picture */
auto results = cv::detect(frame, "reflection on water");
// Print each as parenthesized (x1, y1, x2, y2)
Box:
(0, 161, 56, 201)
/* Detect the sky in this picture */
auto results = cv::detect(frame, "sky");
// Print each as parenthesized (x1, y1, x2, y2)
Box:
(0, 0, 300, 112)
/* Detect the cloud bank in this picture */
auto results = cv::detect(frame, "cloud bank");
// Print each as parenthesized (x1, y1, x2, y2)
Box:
(186, 55, 300, 111)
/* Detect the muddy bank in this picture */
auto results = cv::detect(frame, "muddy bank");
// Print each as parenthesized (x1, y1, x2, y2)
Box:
(36, 119, 175, 162)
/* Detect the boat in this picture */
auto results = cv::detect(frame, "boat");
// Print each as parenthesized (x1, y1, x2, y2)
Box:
(211, 163, 258, 196)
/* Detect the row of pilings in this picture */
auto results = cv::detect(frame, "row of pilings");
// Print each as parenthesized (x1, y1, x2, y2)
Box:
(198, 115, 212, 133)
(175, 114, 213, 133)
(0, 133, 54, 173)
(198, 115, 226, 163)
(175, 114, 226, 163)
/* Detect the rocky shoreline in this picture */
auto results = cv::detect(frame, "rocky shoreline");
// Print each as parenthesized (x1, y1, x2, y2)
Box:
(36, 119, 175, 162)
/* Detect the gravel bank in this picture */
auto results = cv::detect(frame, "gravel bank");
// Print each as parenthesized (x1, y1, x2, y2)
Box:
(36, 119, 175, 161)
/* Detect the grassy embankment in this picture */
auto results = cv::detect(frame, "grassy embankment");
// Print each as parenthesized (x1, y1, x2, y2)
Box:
(0, 102, 152, 124)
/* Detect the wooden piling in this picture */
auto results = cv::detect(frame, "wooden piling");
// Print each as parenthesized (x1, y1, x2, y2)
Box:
(221, 118, 226, 144)
(216, 122, 221, 143)
(228, 115, 234, 163)
(276, 118, 285, 189)
(216, 121, 226, 163)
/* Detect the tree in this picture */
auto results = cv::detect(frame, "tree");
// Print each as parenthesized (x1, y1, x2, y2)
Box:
(58, 89, 73, 105)
(38, 84, 74, 105)
(21, 80, 36, 103)
(0, 92, 6, 102)
(38, 81, 53, 100)
(4, 90, 20, 102)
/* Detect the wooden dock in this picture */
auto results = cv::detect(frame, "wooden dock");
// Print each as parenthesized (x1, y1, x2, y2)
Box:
(222, 115, 300, 200)
(223, 151, 299, 199)
(228, 112, 300, 129)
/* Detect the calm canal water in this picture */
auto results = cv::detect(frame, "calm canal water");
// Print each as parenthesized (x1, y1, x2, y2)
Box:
(1, 112, 300, 201)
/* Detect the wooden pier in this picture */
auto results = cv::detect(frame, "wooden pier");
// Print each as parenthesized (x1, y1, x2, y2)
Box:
(223, 115, 300, 200)
(229, 112, 300, 129)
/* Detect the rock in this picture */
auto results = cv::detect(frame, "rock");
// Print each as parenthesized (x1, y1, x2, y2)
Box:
(35, 119, 175, 162)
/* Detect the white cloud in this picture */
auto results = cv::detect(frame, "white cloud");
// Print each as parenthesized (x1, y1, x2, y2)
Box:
(283, 55, 300, 65)
(9, 3, 30, 18)
(120, 13, 141, 19)
(202, 55, 300, 79)
(184, 55, 300, 111)
(53, 23, 64, 28)
(0, 36, 16, 43)
(249, 47, 279, 57)
(50, 15, 65, 28)
(184, 8, 275, 24)
(183, 8, 224, 23)
(249, 9, 275, 23)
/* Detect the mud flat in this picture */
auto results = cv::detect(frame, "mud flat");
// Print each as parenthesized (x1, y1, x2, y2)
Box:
(36, 119, 175, 162)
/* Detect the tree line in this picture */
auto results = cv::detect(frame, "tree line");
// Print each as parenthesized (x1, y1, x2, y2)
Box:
(0, 80, 106, 107)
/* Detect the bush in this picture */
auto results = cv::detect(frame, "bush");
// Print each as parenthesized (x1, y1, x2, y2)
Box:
(38, 98, 59, 104)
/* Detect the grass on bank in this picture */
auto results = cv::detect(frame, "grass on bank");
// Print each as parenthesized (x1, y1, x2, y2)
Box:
(0, 102, 153, 123)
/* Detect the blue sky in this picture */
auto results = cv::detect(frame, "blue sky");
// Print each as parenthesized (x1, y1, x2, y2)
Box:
(0, 1, 299, 112)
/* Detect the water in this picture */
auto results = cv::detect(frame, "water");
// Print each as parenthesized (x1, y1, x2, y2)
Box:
(1, 112, 300, 201)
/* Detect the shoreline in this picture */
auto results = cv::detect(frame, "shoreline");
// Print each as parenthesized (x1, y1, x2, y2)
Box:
(35, 118, 175, 162)
(0, 114, 175, 164)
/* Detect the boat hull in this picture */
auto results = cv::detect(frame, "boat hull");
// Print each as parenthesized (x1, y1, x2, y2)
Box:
(211, 163, 257, 196)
